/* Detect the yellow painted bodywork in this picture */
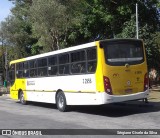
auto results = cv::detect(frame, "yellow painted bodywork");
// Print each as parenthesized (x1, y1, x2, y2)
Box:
(9, 40, 147, 100)
(95, 40, 147, 95)
(10, 58, 27, 100)
(95, 41, 105, 92)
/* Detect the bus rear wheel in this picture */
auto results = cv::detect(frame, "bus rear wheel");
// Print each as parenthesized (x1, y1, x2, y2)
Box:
(56, 91, 68, 112)
(19, 91, 27, 105)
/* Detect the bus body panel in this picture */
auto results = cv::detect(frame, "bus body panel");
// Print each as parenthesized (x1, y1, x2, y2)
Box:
(10, 79, 27, 100)
(10, 74, 97, 104)
(10, 58, 27, 100)
(9, 39, 149, 107)
(25, 74, 96, 92)
(95, 41, 105, 92)
(99, 39, 148, 97)
(103, 63, 147, 95)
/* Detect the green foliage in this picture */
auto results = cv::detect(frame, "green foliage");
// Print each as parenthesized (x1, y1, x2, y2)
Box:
(30, 0, 83, 52)
(0, 0, 37, 59)
(0, 0, 159, 71)
(146, 32, 160, 70)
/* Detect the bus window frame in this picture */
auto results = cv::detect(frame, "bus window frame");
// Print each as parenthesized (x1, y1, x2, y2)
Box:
(11, 46, 98, 80)
(37, 58, 48, 77)
(29, 59, 37, 78)
(70, 50, 86, 74)
(48, 55, 58, 76)
(86, 47, 97, 73)
(58, 53, 70, 75)
(100, 39, 145, 66)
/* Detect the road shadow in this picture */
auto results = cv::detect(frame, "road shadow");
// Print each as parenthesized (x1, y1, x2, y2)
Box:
(16, 101, 57, 109)
(70, 101, 160, 117)
(15, 100, 160, 117)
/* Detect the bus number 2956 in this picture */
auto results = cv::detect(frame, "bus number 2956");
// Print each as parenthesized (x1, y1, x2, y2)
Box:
(83, 78, 92, 84)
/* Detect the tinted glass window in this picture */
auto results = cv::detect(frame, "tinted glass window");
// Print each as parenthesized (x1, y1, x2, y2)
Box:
(16, 70, 23, 78)
(37, 58, 47, 67)
(71, 50, 86, 74)
(30, 69, 37, 77)
(59, 54, 69, 64)
(29, 60, 37, 77)
(102, 40, 144, 66)
(58, 54, 70, 75)
(38, 68, 47, 76)
(24, 62, 28, 69)
(71, 62, 86, 74)
(48, 56, 57, 66)
(87, 61, 97, 73)
(16, 62, 23, 70)
(23, 69, 29, 78)
(87, 48, 96, 60)
(48, 66, 58, 76)
(87, 47, 97, 73)
(16, 62, 24, 78)
(59, 65, 69, 75)
(29, 60, 37, 68)
(48, 56, 58, 76)
(9, 64, 15, 85)
(71, 51, 85, 62)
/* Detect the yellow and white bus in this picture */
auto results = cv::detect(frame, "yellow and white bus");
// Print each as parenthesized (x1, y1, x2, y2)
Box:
(9, 39, 149, 112)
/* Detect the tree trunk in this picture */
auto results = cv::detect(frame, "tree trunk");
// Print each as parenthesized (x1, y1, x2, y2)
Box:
(50, 30, 59, 51)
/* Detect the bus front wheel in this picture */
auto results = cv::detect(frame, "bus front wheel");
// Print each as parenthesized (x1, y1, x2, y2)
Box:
(19, 91, 27, 105)
(56, 91, 68, 112)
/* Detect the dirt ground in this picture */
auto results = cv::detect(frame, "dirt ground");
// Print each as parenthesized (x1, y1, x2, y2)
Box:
(149, 86, 160, 102)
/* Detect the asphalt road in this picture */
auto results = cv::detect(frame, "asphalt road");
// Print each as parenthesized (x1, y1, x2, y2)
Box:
(0, 95, 160, 138)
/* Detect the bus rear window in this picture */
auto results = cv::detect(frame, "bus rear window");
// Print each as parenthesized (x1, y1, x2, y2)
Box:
(102, 40, 144, 66)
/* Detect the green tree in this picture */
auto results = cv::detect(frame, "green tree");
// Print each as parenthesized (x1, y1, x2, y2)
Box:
(1, 0, 159, 70)
(116, 0, 160, 70)
(67, 0, 159, 44)
(2, 0, 37, 59)
(30, 0, 82, 52)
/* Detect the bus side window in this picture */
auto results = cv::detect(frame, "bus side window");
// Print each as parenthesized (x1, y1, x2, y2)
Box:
(29, 60, 37, 77)
(23, 62, 29, 78)
(58, 54, 69, 75)
(16, 62, 24, 78)
(9, 64, 15, 85)
(59, 65, 69, 75)
(48, 66, 58, 76)
(37, 58, 47, 77)
(24, 69, 29, 78)
(48, 56, 58, 76)
(30, 69, 37, 77)
(88, 61, 96, 73)
(87, 47, 97, 73)
(71, 50, 86, 74)
(71, 63, 85, 74)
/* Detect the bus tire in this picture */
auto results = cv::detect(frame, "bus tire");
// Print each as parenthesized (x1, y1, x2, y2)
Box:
(56, 91, 68, 112)
(19, 91, 27, 105)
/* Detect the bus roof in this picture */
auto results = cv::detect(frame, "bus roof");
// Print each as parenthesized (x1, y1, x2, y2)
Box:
(10, 41, 97, 64)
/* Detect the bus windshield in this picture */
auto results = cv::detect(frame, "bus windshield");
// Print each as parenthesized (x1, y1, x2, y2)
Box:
(103, 40, 144, 66)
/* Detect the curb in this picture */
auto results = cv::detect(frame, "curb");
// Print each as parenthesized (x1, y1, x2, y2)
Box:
(2, 94, 10, 97)
(151, 89, 160, 92)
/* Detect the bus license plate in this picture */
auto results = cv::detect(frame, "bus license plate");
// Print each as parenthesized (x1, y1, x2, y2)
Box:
(125, 89, 132, 93)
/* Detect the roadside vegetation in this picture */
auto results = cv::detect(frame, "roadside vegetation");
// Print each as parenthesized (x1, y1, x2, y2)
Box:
(0, 0, 160, 80)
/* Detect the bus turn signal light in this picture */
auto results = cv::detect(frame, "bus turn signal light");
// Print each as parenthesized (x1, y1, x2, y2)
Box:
(103, 76, 112, 95)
